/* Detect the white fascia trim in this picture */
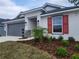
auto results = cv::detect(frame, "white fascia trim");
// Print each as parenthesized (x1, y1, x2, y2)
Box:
(41, 8, 79, 17)
(2, 19, 25, 24)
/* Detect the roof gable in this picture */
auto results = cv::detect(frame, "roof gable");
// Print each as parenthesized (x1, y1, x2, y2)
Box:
(13, 3, 66, 19)
(42, 5, 61, 12)
(42, 6, 79, 14)
(44, 6, 57, 12)
(42, 3, 65, 9)
(21, 3, 65, 14)
(41, 3, 65, 14)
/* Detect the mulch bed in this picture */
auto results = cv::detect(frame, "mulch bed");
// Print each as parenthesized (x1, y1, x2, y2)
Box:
(17, 39, 79, 59)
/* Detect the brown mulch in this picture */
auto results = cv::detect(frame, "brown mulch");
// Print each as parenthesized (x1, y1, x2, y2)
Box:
(17, 39, 79, 59)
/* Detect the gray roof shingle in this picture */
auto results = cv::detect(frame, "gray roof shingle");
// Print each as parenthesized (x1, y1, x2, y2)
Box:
(42, 6, 79, 14)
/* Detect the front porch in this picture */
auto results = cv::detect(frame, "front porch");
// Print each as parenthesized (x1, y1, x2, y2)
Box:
(24, 16, 40, 37)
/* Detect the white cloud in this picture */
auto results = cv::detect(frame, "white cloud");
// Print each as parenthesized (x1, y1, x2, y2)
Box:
(31, 0, 73, 7)
(0, 0, 74, 19)
(47, 0, 73, 6)
(0, 0, 29, 19)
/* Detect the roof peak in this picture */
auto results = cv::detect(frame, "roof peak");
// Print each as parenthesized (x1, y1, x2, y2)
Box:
(43, 3, 66, 8)
(21, 3, 66, 14)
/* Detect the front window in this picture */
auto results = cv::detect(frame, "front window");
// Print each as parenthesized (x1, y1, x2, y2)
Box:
(53, 16, 62, 34)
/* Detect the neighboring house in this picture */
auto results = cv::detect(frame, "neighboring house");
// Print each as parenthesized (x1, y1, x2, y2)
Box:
(0, 24, 5, 36)
(3, 3, 79, 41)
(0, 18, 9, 36)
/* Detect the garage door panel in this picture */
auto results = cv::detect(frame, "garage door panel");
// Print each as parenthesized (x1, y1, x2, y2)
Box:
(7, 23, 25, 36)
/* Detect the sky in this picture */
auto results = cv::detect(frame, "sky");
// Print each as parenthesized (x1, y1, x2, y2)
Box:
(0, 0, 73, 19)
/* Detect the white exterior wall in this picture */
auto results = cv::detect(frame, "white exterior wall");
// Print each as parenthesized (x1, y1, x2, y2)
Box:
(25, 11, 41, 30)
(24, 9, 79, 41)
(24, 7, 57, 30)
(66, 11, 79, 41)
(40, 16, 48, 28)
(40, 11, 79, 41)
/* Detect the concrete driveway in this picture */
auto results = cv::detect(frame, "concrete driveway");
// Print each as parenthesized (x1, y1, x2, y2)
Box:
(0, 36, 34, 43)
(0, 36, 20, 42)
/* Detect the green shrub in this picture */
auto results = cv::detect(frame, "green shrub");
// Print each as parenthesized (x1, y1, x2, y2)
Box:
(62, 40, 69, 47)
(75, 44, 79, 51)
(43, 36, 48, 41)
(56, 47, 68, 57)
(32, 27, 44, 41)
(68, 37, 75, 42)
(58, 36, 64, 41)
(71, 54, 79, 59)
(48, 36, 53, 43)
(52, 37, 56, 40)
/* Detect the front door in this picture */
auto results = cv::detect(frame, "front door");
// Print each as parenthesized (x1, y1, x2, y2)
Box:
(28, 17, 37, 30)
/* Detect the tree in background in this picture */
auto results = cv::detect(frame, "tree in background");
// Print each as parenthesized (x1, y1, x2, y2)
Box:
(68, 0, 79, 6)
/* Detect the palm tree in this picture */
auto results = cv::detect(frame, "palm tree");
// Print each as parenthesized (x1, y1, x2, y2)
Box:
(68, 0, 79, 6)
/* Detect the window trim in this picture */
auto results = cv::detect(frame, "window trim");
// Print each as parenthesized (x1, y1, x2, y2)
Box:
(52, 16, 63, 35)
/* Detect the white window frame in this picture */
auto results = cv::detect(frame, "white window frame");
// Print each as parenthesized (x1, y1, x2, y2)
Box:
(52, 16, 63, 35)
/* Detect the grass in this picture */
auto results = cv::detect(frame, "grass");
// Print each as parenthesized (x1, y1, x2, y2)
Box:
(0, 41, 51, 59)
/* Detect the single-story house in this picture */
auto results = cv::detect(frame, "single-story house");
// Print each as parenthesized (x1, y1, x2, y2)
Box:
(3, 3, 79, 41)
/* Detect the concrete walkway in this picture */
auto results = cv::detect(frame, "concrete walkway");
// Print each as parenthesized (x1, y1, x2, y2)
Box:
(0, 36, 34, 43)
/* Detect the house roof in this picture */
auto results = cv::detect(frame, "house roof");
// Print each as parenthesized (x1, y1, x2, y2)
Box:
(41, 6, 79, 17)
(20, 3, 79, 16)
(0, 18, 10, 26)
(42, 6, 79, 14)
(42, 3, 65, 8)
(14, 3, 65, 19)
(2, 18, 25, 24)
(20, 3, 65, 14)
(3, 3, 79, 24)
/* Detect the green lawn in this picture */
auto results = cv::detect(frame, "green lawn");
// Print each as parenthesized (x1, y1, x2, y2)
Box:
(0, 41, 51, 59)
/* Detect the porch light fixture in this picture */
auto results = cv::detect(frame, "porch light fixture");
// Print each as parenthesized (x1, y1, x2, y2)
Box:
(37, 20, 39, 22)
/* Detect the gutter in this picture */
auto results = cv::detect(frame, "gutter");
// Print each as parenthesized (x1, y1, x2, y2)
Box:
(2, 19, 25, 24)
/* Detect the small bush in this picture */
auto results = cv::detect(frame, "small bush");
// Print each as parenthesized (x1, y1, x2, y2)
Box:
(71, 54, 79, 59)
(62, 40, 69, 47)
(32, 27, 44, 42)
(68, 37, 75, 42)
(75, 44, 79, 51)
(43, 36, 48, 41)
(52, 37, 56, 41)
(48, 36, 53, 43)
(58, 36, 64, 41)
(56, 47, 68, 57)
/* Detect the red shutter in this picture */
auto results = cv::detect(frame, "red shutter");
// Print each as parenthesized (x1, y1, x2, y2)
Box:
(63, 15, 69, 34)
(48, 16, 52, 33)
